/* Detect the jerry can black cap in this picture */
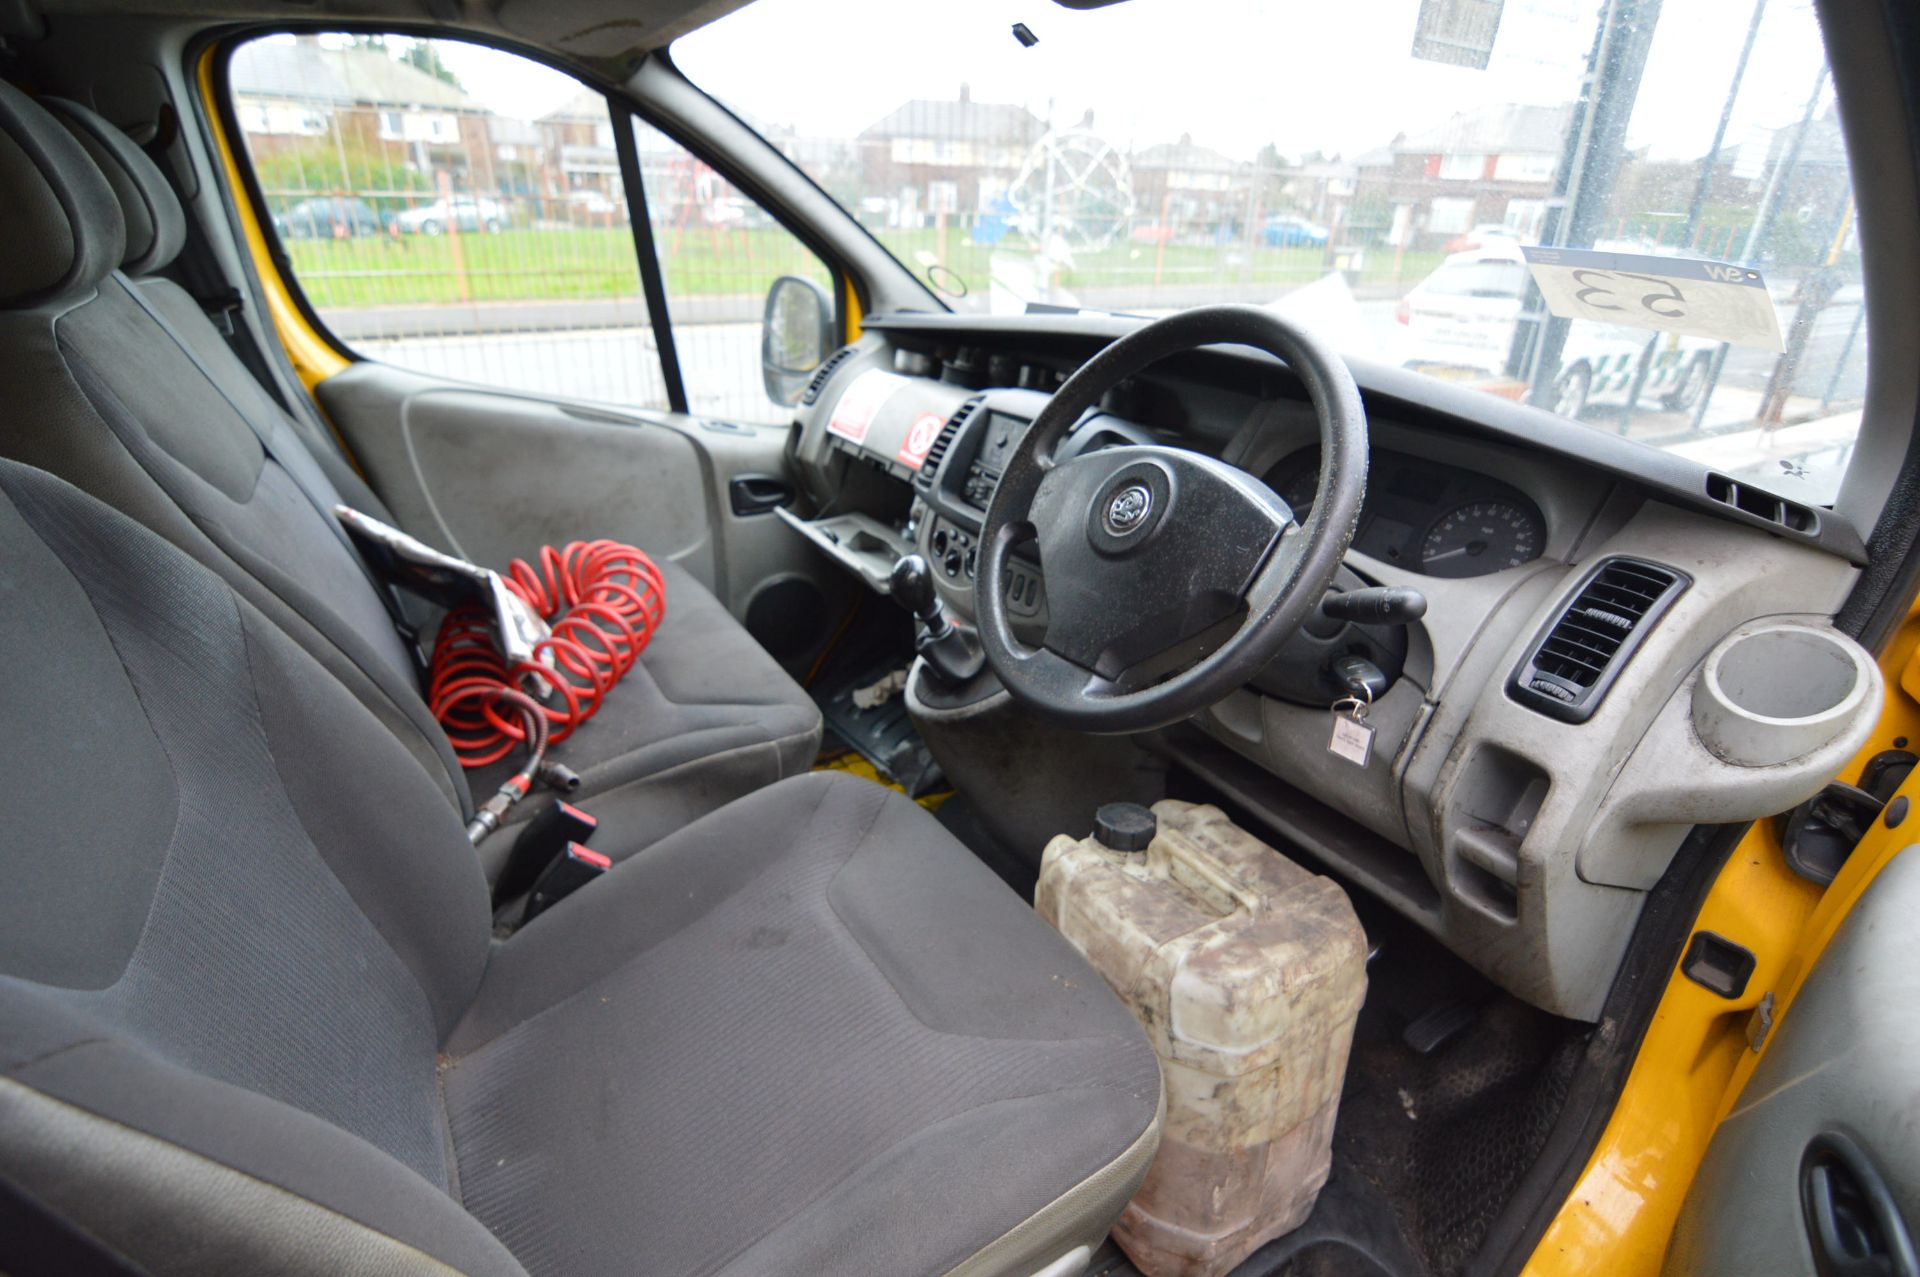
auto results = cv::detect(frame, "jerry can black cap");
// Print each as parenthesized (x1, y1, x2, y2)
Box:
(1093, 803, 1157, 853)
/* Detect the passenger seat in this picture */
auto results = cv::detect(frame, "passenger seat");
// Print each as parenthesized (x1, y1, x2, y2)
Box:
(0, 82, 822, 874)
(0, 455, 1163, 1275)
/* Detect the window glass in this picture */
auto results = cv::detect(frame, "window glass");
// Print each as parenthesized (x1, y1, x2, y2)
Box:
(1422, 260, 1527, 299)
(229, 34, 666, 406)
(632, 120, 836, 423)
(677, 0, 1869, 502)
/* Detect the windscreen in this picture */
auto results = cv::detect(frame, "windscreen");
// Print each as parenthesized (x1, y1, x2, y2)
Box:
(1421, 260, 1529, 299)
(676, 0, 1868, 503)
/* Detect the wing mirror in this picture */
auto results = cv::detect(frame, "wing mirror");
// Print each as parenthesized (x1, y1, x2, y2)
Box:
(761, 275, 834, 407)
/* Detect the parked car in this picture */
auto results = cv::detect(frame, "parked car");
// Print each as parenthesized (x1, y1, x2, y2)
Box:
(392, 196, 506, 235)
(568, 190, 625, 219)
(1262, 214, 1331, 248)
(1399, 245, 1716, 416)
(275, 196, 383, 240)
(703, 196, 749, 228)
(1444, 222, 1521, 253)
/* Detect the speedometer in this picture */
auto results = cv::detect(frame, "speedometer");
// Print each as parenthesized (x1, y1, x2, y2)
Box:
(1264, 448, 1320, 518)
(1419, 501, 1544, 577)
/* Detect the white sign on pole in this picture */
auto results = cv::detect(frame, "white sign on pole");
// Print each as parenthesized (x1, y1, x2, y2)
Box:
(1521, 246, 1784, 352)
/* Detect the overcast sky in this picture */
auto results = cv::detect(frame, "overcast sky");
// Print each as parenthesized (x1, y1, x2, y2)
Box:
(673, 0, 1834, 161)
(421, 0, 1835, 165)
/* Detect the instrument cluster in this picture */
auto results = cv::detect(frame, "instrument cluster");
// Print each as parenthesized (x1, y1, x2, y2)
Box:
(1266, 446, 1547, 578)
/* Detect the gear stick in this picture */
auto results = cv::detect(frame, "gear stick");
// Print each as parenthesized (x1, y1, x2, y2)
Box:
(890, 554, 985, 686)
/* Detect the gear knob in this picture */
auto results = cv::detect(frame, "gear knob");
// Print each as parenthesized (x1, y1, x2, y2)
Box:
(891, 552, 983, 686)
(889, 553, 938, 620)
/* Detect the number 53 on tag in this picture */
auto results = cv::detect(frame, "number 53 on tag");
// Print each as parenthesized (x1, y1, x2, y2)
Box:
(1521, 247, 1783, 352)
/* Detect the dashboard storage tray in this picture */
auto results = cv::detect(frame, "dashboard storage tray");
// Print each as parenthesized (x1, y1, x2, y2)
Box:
(774, 507, 911, 594)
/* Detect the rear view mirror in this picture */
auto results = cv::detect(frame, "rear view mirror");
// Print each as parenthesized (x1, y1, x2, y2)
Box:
(761, 276, 834, 407)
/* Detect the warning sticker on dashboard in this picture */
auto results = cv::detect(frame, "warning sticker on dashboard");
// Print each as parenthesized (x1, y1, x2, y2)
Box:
(1521, 247, 1784, 352)
(896, 411, 946, 470)
(828, 369, 909, 444)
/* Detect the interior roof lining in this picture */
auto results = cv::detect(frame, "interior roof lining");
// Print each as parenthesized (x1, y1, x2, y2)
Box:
(3, 0, 756, 67)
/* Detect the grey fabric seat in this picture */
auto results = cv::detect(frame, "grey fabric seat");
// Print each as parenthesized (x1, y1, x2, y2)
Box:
(0, 83, 821, 875)
(0, 457, 1163, 1275)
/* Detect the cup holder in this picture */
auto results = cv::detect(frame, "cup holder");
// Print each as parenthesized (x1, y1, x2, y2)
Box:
(1691, 624, 1875, 767)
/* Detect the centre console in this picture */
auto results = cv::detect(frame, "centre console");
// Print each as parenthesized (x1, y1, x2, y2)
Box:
(910, 388, 1154, 627)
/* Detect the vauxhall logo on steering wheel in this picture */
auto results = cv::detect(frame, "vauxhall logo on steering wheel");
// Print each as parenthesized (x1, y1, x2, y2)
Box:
(1104, 483, 1154, 535)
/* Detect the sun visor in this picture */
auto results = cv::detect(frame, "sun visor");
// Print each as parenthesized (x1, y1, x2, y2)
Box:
(492, 0, 755, 58)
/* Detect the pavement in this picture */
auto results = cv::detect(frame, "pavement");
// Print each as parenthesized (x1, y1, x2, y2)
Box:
(322, 293, 762, 342)
(347, 319, 772, 422)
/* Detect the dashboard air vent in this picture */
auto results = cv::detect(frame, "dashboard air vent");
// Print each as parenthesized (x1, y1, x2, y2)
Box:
(1705, 473, 1818, 534)
(914, 397, 979, 493)
(1509, 556, 1689, 723)
(800, 346, 856, 406)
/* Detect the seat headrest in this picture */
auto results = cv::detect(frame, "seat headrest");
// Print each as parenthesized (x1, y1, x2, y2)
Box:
(0, 80, 124, 307)
(42, 97, 186, 278)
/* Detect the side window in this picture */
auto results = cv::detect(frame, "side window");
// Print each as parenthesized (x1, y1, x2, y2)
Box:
(632, 120, 835, 424)
(226, 32, 831, 422)
(228, 33, 664, 406)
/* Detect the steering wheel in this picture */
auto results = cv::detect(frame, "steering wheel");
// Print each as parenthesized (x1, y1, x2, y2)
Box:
(975, 305, 1367, 733)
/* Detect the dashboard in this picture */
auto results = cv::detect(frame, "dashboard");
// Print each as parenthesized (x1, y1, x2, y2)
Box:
(1264, 447, 1546, 579)
(781, 314, 1868, 1027)
(907, 390, 1160, 623)
(898, 387, 1557, 648)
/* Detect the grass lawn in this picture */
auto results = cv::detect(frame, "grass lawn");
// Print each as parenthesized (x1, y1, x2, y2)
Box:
(867, 228, 1442, 296)
(288, 223, 1448, 311)
(861, 229, 1445, 299)
(288, 226, 826, 310)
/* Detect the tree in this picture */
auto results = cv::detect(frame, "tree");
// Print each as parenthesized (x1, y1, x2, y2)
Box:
(399, 42, 462, 91)
(1254, 142, 1292, 207)
(348, 33, 463, 91)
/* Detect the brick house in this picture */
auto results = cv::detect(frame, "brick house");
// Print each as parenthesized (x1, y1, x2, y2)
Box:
(229, 34, 492, 197)
(1352, 102, 1573, 250)
(856, 85, 1044, 224)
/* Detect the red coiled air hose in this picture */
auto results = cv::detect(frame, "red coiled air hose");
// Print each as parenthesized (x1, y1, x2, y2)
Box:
(427, 539, 666, 769)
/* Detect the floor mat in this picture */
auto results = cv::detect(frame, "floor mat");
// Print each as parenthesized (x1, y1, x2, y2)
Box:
(1095, 773, 1591, 1277)
(932, 792, 1037, 898)
(1329, 995, 1586, 1276)
(1093, 982, 1586, 1277)
(812, 747, 952, 812)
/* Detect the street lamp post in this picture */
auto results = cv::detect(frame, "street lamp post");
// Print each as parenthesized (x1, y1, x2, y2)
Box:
(1509, 0, 1663, 407)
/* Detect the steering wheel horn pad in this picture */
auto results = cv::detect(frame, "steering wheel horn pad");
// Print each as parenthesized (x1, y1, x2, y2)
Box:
(1031, 446, 1294, 672)
(1084, 459, 1172, 552)
(975, 305, 1368, 733)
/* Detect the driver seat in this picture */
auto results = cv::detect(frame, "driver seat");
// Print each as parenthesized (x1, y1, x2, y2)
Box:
(0, 459, 1163, 1274)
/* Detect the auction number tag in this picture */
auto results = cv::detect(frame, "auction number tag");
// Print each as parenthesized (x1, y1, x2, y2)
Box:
(1327, 697, 1374, 768)
(1521, 247, 1784, 352)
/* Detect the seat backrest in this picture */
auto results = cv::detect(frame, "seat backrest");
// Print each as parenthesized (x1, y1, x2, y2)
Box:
(0, 457, 519, 1275)
(43, 93, 403, 551)
(0, 81, 469, 813)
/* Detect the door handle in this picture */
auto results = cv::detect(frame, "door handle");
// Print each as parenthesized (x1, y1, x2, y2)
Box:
(729, 474, 794, 516)
(1801, 1132, 1918, 1277)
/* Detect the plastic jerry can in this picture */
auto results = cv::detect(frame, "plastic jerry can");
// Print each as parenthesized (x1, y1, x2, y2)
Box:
(1036, 800, 1368, 1277)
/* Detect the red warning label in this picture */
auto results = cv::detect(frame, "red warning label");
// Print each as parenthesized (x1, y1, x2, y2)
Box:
(897, 411, 947, 471)
(827, 369, 905, 445)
